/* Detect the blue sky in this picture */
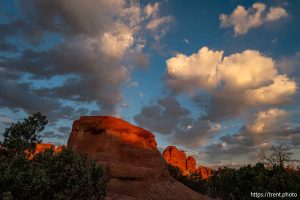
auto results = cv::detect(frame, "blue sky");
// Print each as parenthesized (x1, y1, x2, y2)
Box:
(1, 0, 300, 168)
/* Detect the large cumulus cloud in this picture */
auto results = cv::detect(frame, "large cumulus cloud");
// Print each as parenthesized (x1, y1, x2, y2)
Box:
(0, 0, 171, 118)
(0, 0, 173, 139)
(166, 47, 297, 120)
(134, 46, 297, 151)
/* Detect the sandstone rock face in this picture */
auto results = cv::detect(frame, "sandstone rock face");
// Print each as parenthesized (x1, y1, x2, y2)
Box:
(35, 143, 64, 154)
(28, 143, 63, 159)
(197, 166, 213, 179)
(163, 146, 212, 179)
(187, 156, 197, 172)
(163, 146, 187, 171)
(35, 143, 55, 153)
(163, 146, 197, 173)
(68, 116, 209, 200)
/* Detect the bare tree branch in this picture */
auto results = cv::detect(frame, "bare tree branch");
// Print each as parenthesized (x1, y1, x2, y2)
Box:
(259, 144, 297, 169)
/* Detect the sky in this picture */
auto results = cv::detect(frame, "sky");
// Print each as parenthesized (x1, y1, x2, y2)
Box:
(1, 0, 300, 168)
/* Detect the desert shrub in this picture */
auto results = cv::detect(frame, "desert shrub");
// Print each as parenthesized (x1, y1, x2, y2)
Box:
(168, 162, 300, 200)
(0, 113, 107, 200)
(168, 164, 208, 194)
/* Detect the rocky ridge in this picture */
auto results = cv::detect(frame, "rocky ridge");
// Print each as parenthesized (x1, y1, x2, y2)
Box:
(163, 146, 212, 179)
(68, 116, 210, 200)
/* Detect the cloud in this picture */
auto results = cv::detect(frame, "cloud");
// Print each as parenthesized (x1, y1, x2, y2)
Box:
(183, 38, 190, 44)
(244, 75, 297, 106)
(266, 7, 288, 21)
(18, 0, 126, 36)
(204, 108, 300, 162)
(206, 142, 253, 159)
(100, 25, 134, 58)
(244, 108, 288, 134)
(146, 16, 173, 30)
(218, 50, 277, 89)
(172, 120, 221, 148)
(8, 36, 130, 114)
(220, 2, 288, 36)
(143, 2, 173, 41)
(144, 2, 160, 18)
(134, 96, 221, 149)
(0, 81, 61, 114)
(291, 134, 300, 146)
(134, 96, 190, 135)
(0, 115, 13, 125)
(129, 81, 139, 87)
(0, 0, 173, 126)
(277, 51, 300, 76)
(166, 47, 297, 120)
(166, 47, 223, 93)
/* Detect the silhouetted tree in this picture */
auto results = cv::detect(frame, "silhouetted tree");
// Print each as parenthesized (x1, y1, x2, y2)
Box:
(0, 113, 107, 200)
(259, 144, 296, 169)
(168, 160, 300, 199)
(1, 112, 47, 155)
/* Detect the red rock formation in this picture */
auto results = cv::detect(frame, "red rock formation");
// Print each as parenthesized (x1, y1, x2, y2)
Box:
(197, 166, 213, 179)
(35, 143, 55, 154)
(68, 116, 210, 200)
(54, 145, 64, 153)
(163, 146, 187, 171)
(163, 146, 212, 179)
(27, 143, 64, 159)
(186, 156, 197, 172)
(34, 143, 64, 154)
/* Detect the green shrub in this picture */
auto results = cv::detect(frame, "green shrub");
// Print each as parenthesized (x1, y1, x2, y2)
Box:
(0, 113, 107, 200)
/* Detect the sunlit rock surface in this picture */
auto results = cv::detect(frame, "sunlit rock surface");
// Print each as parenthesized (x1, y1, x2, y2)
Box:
(187, 156, 197, 172)
(163, 146, 188, 171)
(27, 143, 63, 159)
(68, 116, 210, 200)
(163, 146, 212, 179)
(197, 166, 213, 179)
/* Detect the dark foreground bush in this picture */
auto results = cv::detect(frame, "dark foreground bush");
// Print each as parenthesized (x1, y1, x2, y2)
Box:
(0, 148, 107, 200)
(168, 164, 208, 194)
(0, 112, 107, 200)
(168, 162, 300, 200)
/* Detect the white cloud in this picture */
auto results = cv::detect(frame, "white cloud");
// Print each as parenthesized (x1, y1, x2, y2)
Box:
(244, 75, 297, 106)
(140, 2, 173, 41)
(144, 2, 160, 18)
(146, 16, 173, 30)
(245, 108, 288, 134)
(266, 7, 288, 21)
(166, 47, 297, 119)
(101, 26, 134, 58)
(220, 2, 288, 36)
(166, 47, 223, 92)
(219, 50, 277, 89)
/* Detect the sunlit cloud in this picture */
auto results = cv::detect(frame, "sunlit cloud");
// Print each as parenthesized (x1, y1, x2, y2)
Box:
(220, 2, 288, 36)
